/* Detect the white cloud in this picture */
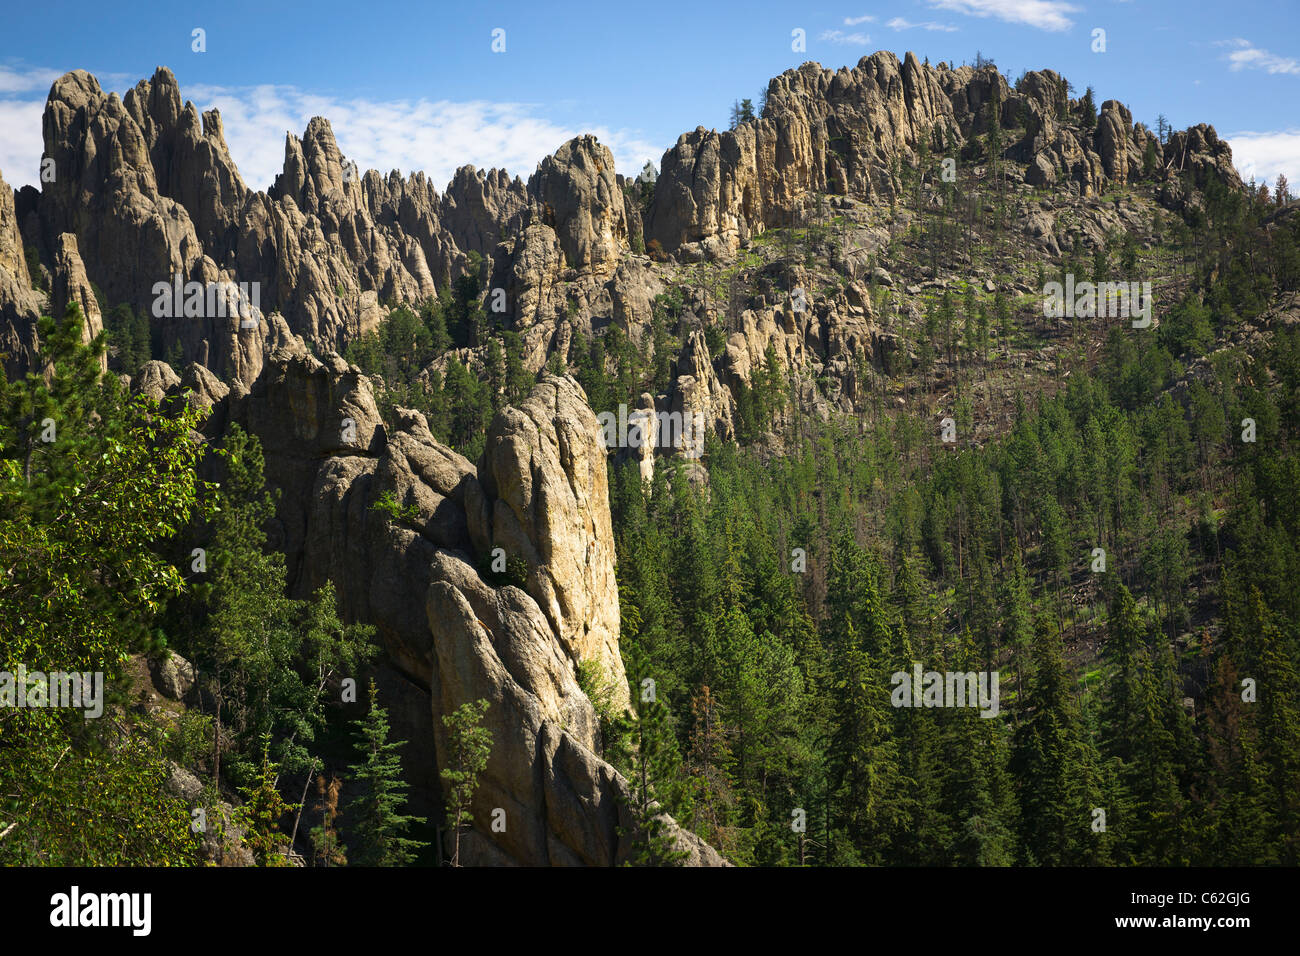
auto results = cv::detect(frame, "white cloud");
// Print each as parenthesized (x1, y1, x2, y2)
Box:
(0, 65, 60, 185)
(887, 16, 959, 32)
(1217, 38, 1300, 75)
(844, 15, 876, 25)
(0, 69, 663, 193)
(0, 99, 45, 187)
(170, 83, 665, 192)
(1227, 129, 1300, 192)
(927, 0, 1079, 32)
(0, 64, 61, 95)
(820, 29, 873, 45)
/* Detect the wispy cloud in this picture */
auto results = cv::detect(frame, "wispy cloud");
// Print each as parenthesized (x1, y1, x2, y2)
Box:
(820, 30, 873, 45)
(887, 16, 959, 32)
(0, 68, 663, 192)
(927, 0, 1079, 32)
(190, 82, 663, 190)
(0, 64, 61, 94)
(0, 65, 56, 185)
(1227, 129, 1300, 192)
(1217, 39, 1300, 75)
(0, 99, 45, 186)
(844, 15, 876, 25)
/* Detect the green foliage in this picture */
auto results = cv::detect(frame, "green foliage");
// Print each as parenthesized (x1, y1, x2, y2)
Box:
(1080, 86, 1097, 131)
(0, 304, 209, 864)
(24, 244, 47, 291)
(349, 679, 428, 866)
(1, 729, 202, 866)
(166, 424, 375, 789)
(603, 200, 1300, 865)
(104, 303, 151, 375)
(733, 344, 786, 443)
(439, 697, 492, 866)
(235, 737, 298, 866)
(609, 644, 691, 866)
(442, 355, 493, 459)
(372, 489, 422, 528)
(729, 98, 756, 129)
(343, 295, 500, 458)
(576, 659, 626, 760)
(166, 709, 216, 772)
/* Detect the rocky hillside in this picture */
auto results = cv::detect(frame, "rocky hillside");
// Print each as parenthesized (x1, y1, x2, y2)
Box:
(0, 51, 1263, 867)
(0, 54, 1242, 453)
(132, 345, 720, 865)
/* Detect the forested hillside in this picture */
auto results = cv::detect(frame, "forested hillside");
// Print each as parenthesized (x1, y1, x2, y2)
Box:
(1, 47, 1298, 867)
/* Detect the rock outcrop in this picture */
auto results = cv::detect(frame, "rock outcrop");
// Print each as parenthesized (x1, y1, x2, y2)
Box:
(670, 329, 735, 455)
(647, 52, 959, 259)
(135, 342, 724, 866)
(0, 56, 1248, 394)
(528, 135, 629, 276)
(475, 377, 628, 707)
(51, 233, 105, 362)
(643, 53, 1241, 260)
(25, 68, 459, 363)
(441, 165, 529, 259)
(0, 167, 41, 377)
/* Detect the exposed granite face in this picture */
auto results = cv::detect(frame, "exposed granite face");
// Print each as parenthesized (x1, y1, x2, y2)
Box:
(0, 166, 42, 378)
(528, 135, 629, 276)
(645, 53, 1240, 260)
(129, 344, 724, 866)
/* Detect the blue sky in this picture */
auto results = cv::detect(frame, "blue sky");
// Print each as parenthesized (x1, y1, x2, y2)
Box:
(1, 0, 1297, 193)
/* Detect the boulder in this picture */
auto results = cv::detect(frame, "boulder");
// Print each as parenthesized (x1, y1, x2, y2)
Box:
(150, 652, 196, 701)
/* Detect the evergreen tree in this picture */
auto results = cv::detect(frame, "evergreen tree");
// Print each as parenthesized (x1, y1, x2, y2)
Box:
(1080, 86, 1097, 130)
(175, 425, 374, 787)
(236, 737, 299, 866)
(1012, 617, 1107, 864)
(349, 679, 428, 866)
(610, 646, 690, 865)
(439, 697, 492, 867)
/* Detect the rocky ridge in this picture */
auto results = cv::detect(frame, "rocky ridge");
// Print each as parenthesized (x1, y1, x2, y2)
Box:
(0, 52, 1255, 865)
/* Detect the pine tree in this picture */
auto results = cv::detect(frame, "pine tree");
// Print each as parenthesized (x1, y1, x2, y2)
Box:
(827, 619, 904, 863)
(1001, 550, 1034, 691)
(1012, 617, 1107, 864)
(1125, 639, 1195, 863)
(684, 684, 735, 850)
(941, 629, 1018, 865)
(181, 425, 375, 787)
(485, 337, 506, 411)
(440, 698, 493, 867)
(236, 737, 299, 867)
(1080, 86, 1097, 130)
(610, 646, 691, 865)
(502, 331, 534, 405)
(1101, 582, 1144, 763)
(349, 679, 428, 866)
(419, 294, 453, 354)
(1197, 654, 1274, 863)
(1240, 590, 1300, 862)
(728, 98, 755, 129)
